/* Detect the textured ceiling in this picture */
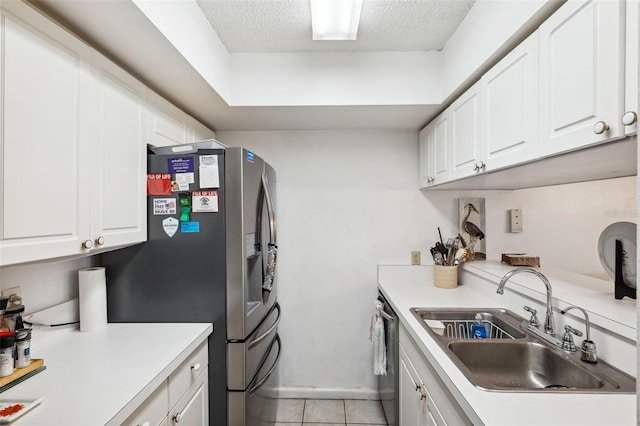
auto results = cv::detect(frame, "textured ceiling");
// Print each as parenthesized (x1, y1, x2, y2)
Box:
(196, 0, 476, 53)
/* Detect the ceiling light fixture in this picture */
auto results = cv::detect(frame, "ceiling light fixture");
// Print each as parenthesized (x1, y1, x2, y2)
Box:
(310, 0, 363, 41)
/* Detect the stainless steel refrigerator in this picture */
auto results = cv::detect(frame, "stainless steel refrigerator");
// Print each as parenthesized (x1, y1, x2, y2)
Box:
(102, 140, 281, 426)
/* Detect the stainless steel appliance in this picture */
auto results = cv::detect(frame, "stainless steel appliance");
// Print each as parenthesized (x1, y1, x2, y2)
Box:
(378, 291, 398, 426)
(102, 140, 281, 426)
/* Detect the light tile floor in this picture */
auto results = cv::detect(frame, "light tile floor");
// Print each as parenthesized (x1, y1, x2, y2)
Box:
(274, 398, 388, 425)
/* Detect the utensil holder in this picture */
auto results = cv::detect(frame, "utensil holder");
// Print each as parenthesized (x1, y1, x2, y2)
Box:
(434, 265, 458, 289)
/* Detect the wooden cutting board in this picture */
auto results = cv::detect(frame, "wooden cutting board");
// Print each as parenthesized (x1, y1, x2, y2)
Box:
(0, 359, 45, 393)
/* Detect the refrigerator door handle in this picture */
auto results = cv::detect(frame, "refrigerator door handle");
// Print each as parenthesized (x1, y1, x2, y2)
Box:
(248, 303, 281, 349)
(262, 173, 278, 294)
(262, 173, 277, 245)
(248, 335, 282, 396)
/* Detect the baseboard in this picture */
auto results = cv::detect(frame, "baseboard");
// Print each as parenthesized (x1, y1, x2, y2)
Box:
(275, 386, 379, 400)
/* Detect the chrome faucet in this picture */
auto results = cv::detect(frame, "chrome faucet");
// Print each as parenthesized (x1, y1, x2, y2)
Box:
(497, 268, 556, 336)
(561, 305, 598, 363)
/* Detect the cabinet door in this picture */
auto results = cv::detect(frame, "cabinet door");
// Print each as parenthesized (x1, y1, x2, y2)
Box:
(122, 381, 169, 426)
(147, 91, 190, 147)
(90, 51, 147, 250)
(449, 82, 483, 181)
(431, 113, 450, 185)
(0, 2, 91, 265)
(623, 0, 638, 135)
(399, 347, 420, 426)
(169, 368, 208, 426)
(539, 0, 625, 156)
(418, 126, 433, 188)
(189, 116, 216, 142)
(483, 33, 539, 171)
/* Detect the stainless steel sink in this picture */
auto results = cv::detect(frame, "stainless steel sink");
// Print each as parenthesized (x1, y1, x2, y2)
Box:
(410, 307, 636, 393)
(412, 308, 526, 340)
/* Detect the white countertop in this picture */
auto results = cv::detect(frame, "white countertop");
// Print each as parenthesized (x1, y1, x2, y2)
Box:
(378, 264, 636, 426)
(2, 322, 212, 426)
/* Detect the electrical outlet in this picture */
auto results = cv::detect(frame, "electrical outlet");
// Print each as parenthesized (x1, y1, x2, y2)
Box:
(411, 251, 421, 265)
(509, 209, 523, 233)
(2, 286, 22, 304)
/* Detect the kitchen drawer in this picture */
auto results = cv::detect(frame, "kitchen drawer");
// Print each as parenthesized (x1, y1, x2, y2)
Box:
(168, 341, 208, 408)
(122, 380, 169, 426)
(169, 366, 209, 426)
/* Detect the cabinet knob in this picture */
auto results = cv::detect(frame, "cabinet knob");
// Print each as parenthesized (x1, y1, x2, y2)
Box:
(429, 177, 434, 184)
(473, 162, 486, 172)
(82, 240, 93, 249)
(593, 120, 610, 134)
(173, 412, 182, 423)
(191, 362, 201, 372)
(95, 236, 105, 246)
(621, 111, 638, 126)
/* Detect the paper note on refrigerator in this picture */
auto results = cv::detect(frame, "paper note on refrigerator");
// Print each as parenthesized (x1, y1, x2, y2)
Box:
(199, 155, 219, 188)
(192, 190, 219, 212)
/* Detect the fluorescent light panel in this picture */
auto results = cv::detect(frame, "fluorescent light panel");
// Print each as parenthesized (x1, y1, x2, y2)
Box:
(310, 0, 363, 40)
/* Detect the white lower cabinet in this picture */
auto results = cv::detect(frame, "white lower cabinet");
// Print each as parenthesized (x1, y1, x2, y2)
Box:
(121, 342, 209, 426)
(399, 324, 471, 426)
(169, 370, 208, 426)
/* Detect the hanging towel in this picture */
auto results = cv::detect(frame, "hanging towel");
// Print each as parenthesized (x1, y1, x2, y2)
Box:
(369, 300, 387, 375)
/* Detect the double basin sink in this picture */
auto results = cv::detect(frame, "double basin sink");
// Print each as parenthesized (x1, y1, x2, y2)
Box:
(410, 308, 635, 393)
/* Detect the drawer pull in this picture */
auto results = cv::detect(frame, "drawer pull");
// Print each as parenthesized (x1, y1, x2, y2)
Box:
(191, 362, 201, 372)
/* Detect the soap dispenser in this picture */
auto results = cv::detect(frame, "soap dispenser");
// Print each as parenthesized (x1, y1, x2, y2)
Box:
(471, 313, 488, 339)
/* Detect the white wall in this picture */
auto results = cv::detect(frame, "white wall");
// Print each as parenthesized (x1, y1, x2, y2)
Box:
(0, 256, 93, 315)
(451, 177, 637, 279)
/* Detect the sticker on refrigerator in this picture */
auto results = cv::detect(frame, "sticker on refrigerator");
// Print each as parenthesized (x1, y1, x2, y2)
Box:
(153, 198, 177, 215)
(168, 157, 194, 174)
(181, 222, 200, 233)
(147, 174, 172, 195)
(192, 190, 219, 212)
(162, 217, 179, 238)
(247, 151, 255, 163)
(199, 155, 219, 188)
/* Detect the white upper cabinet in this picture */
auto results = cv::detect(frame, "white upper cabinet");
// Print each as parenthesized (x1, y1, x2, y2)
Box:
(90, 50, 147, 250)
(419, 111, 450, 189)
(146, 90, 191, 147)
(0, 2, 150, 266)
(539, 0, 625, 156)
(0, 1, 92, 265)
(482, 33, 539, 171)
(189, 116, 216, 142)
(147, 90, 216, 147)
(449, 81, 483, 181)
(419, 127, 434, 187)
(623, 0, 638, 135)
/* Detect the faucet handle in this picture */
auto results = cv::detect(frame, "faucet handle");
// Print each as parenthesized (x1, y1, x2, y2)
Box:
(523, 306, 540, 328)
(561, 325, 582, 352)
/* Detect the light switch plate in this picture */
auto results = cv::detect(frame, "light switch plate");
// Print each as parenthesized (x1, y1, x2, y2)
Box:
(411, 251, 421, 265)
(509, 209, 523, 233)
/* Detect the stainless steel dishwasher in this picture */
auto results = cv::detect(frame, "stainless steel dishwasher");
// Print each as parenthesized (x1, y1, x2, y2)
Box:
(377, 291, 398, 426)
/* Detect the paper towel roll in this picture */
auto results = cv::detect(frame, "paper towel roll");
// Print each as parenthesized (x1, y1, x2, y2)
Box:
(78, 267, 107, 332)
